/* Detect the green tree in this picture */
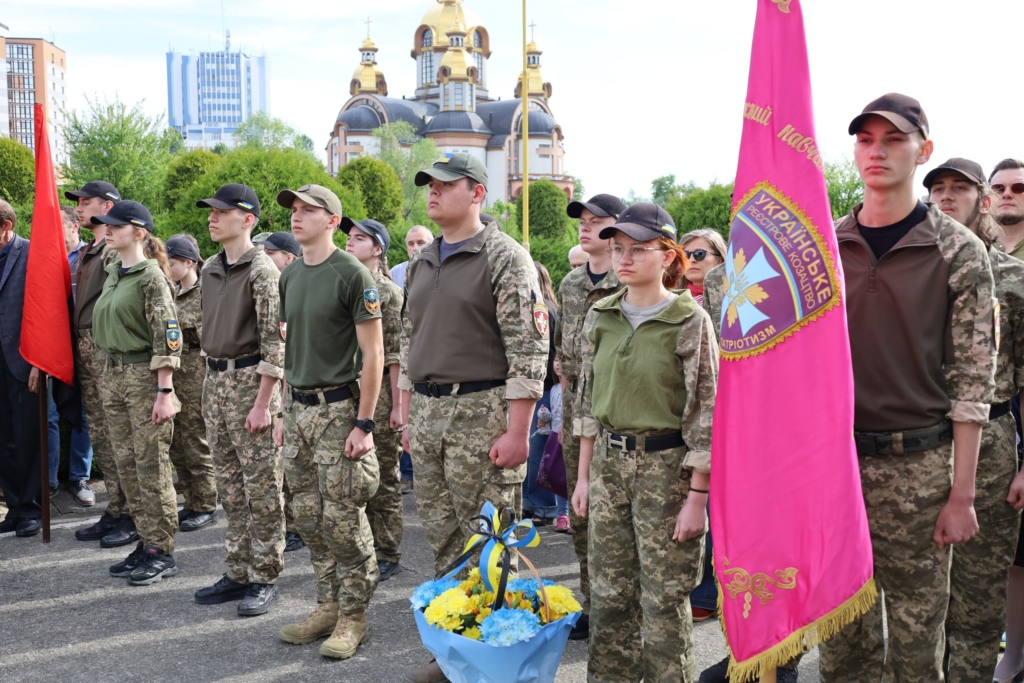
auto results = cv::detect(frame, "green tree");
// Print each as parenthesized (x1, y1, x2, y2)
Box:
(159, 146, 365, 257)
(515, 179, 571, 240)
(211, 142, 230, 156)
(573, 177, 585, 201)
(824, 156, 863, 219)
(666, 181, 734, 238)
(62, 97, 175, 209)
(371, 121, 439, 221)
(293, 133, 315, 154)
(337, 156, 403, 225)
(162, 149, 221, 211)
(233, 111, 297, 150)
(0, 138, 34, 205)
(651, 174, 678, 207)
(622, 189, 650, 206)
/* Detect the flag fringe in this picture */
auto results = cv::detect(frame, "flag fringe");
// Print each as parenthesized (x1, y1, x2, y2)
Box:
(716, 576, 877, 683)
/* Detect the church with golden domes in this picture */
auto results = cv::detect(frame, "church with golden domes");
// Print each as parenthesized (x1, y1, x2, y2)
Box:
(324, 0, 573, 202)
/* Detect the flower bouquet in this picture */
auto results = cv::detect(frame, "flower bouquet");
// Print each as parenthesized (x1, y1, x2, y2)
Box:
(411, 502, 583, 683)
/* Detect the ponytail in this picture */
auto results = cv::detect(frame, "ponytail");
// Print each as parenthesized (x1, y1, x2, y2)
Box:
(657, 236, 689, 289)
(378, 251, 393, 281)
(140, 230, 172, 280)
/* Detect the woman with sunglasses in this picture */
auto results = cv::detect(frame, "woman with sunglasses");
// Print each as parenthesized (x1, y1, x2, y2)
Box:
(571, 202, 719, 682)
(678, 229, 727, 306)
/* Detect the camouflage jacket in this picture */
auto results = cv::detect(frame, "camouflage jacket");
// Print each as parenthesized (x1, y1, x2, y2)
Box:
(174, 279, 202, 349)
(374, 269, 404, 370)
(554, 263, 623, 382)
(989, 246, 1024, 403)
(701, 264, 725, 340)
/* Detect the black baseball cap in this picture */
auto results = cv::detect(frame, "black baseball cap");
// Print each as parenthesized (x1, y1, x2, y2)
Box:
(166, 236, 201, 262)
(848, 93, 929, 139)
(196, 183, 261, 218)
(341, 217, 391, 252)
(414, 152, 488, 187)
(567, 194, 626, 219)
(90, 200, 154, 232)
(263, 231, 301, 257)
(598, 202, 677, 242)
(64, 181, 121, 203)
(923, 158, 986, 189)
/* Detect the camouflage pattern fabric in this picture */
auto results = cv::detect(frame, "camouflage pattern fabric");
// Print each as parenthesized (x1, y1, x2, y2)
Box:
(819, 443, 954, 682)
(100, 363, 179, 554)
(77, 334, 126, 517)
(945, 415, 1022, 681)
(283, 394, 380, 614)
(407, 386, 525, 576)
(702, 264, 725, 339)
(559, 385, 590, 612)
(587, 440, 704, 682)
(203, 365, 285, 584)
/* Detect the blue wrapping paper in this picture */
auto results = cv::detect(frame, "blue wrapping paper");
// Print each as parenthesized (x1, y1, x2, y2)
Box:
(414, 609, 580, 683)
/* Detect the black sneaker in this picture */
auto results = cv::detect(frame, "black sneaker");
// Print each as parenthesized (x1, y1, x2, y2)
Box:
(180, 511, 215, 532)
(128, 546, 178, 586)
(110, 541, 146, 577)
(100, 514, 140, 548)
(378, 560, 403, 582)
(568, 612, 589, 641)
(237, 583, 279, 616)
(195, 575, 249, 604)
(76, 512, 119, 541)
(285, 531, 305, 552)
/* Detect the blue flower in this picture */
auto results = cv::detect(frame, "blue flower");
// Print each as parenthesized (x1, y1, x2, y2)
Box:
(506, 578, 556, 596)
(410, 579, 461, 610)
(479, 608, 542, 647)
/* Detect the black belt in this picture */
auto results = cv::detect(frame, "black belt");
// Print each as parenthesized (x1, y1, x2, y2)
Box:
(106, 351, 152, 367)
(291, 385, 355, 406)
(413, 379, 506, 399)
(991, 400, 1012, 420)
(185, 343, 201, 352)
(206, 354, 261, 371)
(601, 427, 686, 453)
(854, 421, 953, 457)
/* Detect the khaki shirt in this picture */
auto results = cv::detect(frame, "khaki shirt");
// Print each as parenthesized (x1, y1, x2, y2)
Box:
(989, 246, 1024, 403)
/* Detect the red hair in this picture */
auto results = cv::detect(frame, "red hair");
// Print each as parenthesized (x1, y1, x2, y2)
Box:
(657, 236, 689, 289)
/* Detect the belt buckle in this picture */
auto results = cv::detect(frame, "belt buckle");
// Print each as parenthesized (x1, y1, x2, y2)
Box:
(607, 432, 628, 451)
(426, 382, 441, 399)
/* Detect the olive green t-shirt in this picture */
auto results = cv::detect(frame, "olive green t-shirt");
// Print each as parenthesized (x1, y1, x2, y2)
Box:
(278, 248, 380, 390)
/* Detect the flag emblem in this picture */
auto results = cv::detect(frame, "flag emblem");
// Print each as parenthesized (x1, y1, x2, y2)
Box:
(166, 321, 182, 351)
(435, 153, 454, 164)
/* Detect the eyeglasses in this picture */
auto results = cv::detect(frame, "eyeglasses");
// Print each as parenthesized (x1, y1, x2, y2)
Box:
(991, 183, 1024, 195)
(606, 246, 667, 262)
(684, 249, 719, 262)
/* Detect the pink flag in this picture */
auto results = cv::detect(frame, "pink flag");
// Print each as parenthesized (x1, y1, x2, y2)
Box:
(710, 1, 876, 679)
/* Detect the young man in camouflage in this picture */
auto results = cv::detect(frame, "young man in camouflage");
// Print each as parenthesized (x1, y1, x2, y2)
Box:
(818, 94, 997, 682)
(554, 193, 626, 641)
(191, 184, 286, 617)
(925, 158, 1024, 681)
(68, 181, 140, 549)
(399, 153, 548, 683)
(272, 184, 384, 661)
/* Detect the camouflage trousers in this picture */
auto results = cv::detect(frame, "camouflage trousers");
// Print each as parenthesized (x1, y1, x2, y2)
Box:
(283, 390, 380, 613)
(77, 334, 125, 517)
(819, 442, 953, 683)
(100, 362, 178, 554)
(170, 350, 216, 513)
(203, 365, 285, 585)
(562, 384, 591, 613)
(946, 412, 1022, 682)
(367, 379, 403, 564)
(587, 439, 704, 683)
(408, 386, 525, 576)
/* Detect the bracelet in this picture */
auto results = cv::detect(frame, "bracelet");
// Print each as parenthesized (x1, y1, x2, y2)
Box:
(689, 487, 709, 494)
(156, 387, 172, 394)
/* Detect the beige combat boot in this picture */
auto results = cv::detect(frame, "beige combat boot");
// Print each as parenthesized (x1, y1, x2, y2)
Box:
(318, 611, 369, 659)
(277, 602, 339, 645)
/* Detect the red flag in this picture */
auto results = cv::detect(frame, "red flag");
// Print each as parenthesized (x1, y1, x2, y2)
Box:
(20, 103, 73, 385)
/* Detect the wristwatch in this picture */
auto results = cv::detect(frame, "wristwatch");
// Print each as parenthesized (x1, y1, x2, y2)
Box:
(156, 387, 173, 394)
(354, 418, 376, 434)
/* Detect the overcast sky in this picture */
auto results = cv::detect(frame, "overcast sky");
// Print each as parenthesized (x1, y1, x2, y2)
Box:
(6, 0, 1022, 200)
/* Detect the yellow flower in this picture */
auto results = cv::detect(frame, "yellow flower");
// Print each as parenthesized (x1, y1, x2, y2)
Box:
(539, 586, 583, 623)
(462, 626, 482, 641)
(459, 568, 483, 592)
(425, 588, 474, 632)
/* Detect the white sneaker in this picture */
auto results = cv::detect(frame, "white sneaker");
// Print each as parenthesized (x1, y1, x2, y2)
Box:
(70, 481, 95, 507)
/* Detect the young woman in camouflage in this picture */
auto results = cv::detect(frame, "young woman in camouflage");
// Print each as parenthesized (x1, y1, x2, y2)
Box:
(572, 203, 718, 683)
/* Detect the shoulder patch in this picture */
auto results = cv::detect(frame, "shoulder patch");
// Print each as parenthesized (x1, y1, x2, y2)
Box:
(279, 322, 287, 341)
(364, 288, 380, 315)
(166, 320, 182, 351)
(531, 291, 549, 337)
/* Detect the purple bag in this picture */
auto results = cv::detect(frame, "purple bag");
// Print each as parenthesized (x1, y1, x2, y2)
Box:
(536, 432, 567, 498)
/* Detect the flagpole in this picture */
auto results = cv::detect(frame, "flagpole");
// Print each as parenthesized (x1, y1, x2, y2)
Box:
(521, 0, 530, 253)
(39, 373, 50, 542)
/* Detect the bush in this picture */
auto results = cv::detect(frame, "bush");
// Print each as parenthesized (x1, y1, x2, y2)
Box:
(0, 138, 34, 206)
(666, 181, 733, 240)
(515, 179, 571, 240)
(337, 157, 403, 226)
(163, 149, 222, 211)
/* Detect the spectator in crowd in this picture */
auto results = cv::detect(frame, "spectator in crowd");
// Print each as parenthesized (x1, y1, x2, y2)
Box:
(263, 231, 301, 272)
(568, 244, 588, 270)
(992, 158, 1024, 261)
(677, 229, 727, 305)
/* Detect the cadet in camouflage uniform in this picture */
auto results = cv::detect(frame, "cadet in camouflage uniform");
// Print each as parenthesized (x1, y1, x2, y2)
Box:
(555, 193, 626, 640)
(342, 217, 406, 581)
(91, 201, 182, 586)
(819, 95, 997, 682)
(571, 203, 718, 683)
(190, 185, 286, 617)
(924, 159, 1024, 682)
(165, 235, 217, 532)
(273, 184, 384, 661)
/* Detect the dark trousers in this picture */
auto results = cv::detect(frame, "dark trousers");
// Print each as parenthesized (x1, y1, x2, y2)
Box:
(0, 350, 41, 521)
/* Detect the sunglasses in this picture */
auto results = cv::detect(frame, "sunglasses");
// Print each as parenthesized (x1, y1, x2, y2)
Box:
(684, 249, 718, 262)
(992, 183, 1024, 195)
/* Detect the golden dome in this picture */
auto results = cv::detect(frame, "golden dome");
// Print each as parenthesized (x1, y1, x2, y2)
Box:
(526, 41, 540, 53)
(361, 37, 377, 50)
(439, 42, 470, 80)
(416, 0, 486, 53)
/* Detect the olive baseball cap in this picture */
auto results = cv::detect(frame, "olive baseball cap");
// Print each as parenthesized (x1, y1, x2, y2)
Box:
(567, 194, 626, 219)
(414, 152, 488, 187)
(848, 93, 929, 139)
(263, 231, 301, 256)
(90, 200, 154, 232)
(64, 181, 121, 203)
(598, 202, 677, 242)
(276, 184, 343, 216)
(196, 183, 261, 218)
(923, 158, 986, 189)
(341, 217, 391, 252)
